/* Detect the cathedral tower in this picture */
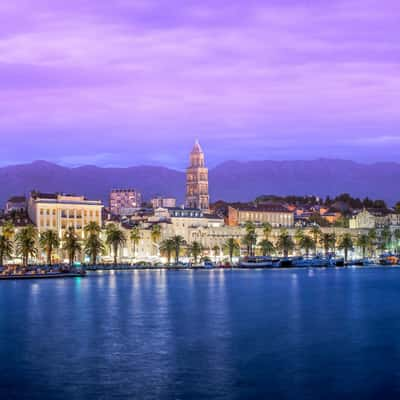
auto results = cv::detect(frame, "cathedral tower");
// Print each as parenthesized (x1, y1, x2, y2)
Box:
(185, 140, 210, 211)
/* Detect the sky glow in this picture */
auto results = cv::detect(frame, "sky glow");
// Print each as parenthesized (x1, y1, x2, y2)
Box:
(0, 0, 399, 168)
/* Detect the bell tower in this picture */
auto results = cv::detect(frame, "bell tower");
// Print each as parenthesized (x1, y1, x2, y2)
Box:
(185, 140, 210, 211)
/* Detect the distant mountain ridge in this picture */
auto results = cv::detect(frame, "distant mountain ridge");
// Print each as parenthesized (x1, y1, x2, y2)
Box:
(0, 159, 399, 207)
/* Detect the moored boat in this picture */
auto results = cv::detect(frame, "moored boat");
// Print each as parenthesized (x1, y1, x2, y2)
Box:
(379, 253, 399, 265)
(348, 258, 374, 267)
(239, 256, 274, 268)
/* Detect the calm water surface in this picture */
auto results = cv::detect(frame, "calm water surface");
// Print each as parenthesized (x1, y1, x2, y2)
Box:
(1, 268, 400, 399)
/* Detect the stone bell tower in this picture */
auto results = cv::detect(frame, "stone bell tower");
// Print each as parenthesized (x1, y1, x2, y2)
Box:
(185, 140, 210, 211)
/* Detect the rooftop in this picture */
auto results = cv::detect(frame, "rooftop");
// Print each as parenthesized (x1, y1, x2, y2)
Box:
(231, 204, 292, 213)
(191, 139, 203, 154)
(7, 196, 26, 203)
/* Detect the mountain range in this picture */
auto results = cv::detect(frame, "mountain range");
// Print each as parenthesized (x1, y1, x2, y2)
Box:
(0, 159, 399, 207)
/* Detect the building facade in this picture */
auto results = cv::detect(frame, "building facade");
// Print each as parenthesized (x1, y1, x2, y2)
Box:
(5, 196, 27, 214)
(151, 196, 177, 209)
(185, 140, 210, 211)
(350, 209, 400, 229)
(28, 192, 103, 238)
(110, 189, 142, 216)
(227, 205, 294, 227)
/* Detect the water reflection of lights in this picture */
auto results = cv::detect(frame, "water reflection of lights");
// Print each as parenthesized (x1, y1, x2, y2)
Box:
(30, 283, 40, 295)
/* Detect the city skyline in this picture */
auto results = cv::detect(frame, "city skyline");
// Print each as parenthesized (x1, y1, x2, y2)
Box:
(0, 0, 399, 168)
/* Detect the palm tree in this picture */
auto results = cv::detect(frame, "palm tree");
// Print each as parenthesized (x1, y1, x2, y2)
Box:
(309, 225, 321, 255)
(160, 239, 175, 265)
(106, 225, 126, 265)
(243, 231, 257, 256)
(15, 225, 38, 267)
(258, 239, 274, 256)
(188, 241, 203, 264)
(356, 234, 370, 259)
(368, 229, 377, 257)
(224, 238, 240, 264)
(319, 232, 336, 256)
(244, 221, 256, 233)
(380, 226, 392, 251)
(262, 222, 272, 241)
(276, 229, 295, 257)
(84, 221, 102, 237)
(2, 221, 15, 240)
(0, 234, 13, 266)
(171, 235, 186, 264)
(394, 229, 400, 254)
(212, 245, 220, 263)
(299, 235, 315, 257)
(294, 229, 304, 255)
(130, 227, 141, 258)
(338, 233, 353, 262)
(39, 230, 60, 265)
(243, 222, 257, 256)
(84, 232, 105, 265)
(151, 224, 162, 255)
(62, 227, 82, 266)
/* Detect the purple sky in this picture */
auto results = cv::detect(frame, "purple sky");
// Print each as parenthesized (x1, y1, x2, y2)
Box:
(0, 0, 399, 169)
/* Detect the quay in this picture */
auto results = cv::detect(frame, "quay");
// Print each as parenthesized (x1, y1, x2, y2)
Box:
(0, 272, 86, 280)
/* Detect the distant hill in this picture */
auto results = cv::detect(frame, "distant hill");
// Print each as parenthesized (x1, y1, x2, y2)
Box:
(0, 161, 185, 206)
(209, 159, 400, 205)
(0, 159, 399, 207)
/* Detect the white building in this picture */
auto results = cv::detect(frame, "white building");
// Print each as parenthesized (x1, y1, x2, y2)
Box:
(151, 197, 177, 209)
(28, 192, 103, 239)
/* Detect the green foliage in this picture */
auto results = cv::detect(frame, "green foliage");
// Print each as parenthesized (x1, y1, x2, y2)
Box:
(62, 227, 82, 266)
(338, 233, 354, 262)
(333, 216, 349, 228)
(308, 213, 331, 227)
(299, 235, 315, 256)
(15, 225, 37, 266)
(130, 226, 141, 256)
(261, 222, 272, 240)
(356, 234, 370, 259)
(258, 239, 275, 256)
(106, 224, 126, 264)
(0, 234, 13, 266)
(223, 238, 240, 263)
(160, 239, 175, 264)
(171, 235, 186, 264)
(319, 232, 336, 255)
(151, 224, 162, 244)
(39, 230, 60, 265)
(187, 241, 203, 264)
(1, 221, 15, 240)
(276, 229, 295, 257)
(380, 227, 392, 251)
(84, 230, 105, 265)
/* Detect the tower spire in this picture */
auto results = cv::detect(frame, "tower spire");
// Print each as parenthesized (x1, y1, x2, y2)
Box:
(185, 140, 209, 211)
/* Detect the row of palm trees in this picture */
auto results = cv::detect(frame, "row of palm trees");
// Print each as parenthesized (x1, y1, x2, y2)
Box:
(193, 224, 400, 263)
(2, 219, 399, 266)
(0, 221, 162, 267)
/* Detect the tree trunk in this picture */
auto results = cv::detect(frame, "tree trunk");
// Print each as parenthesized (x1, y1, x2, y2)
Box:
(113, 244, 118, 265)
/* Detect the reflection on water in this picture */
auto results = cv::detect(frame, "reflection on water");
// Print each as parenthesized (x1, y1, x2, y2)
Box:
(2, 269, 400, 399)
